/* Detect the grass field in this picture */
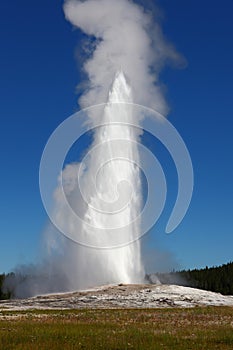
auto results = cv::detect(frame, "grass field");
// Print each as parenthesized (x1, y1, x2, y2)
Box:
(0, 307, 233, 349)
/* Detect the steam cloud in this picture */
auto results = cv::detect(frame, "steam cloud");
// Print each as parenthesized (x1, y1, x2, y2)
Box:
(64, 0, 182, 113)
(5, 0, 183, 298)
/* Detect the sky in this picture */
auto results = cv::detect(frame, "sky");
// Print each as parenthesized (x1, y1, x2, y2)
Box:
(0, 0, 233, 274)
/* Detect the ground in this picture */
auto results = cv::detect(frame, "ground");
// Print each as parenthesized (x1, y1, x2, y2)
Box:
(1, 284, 233, 349)
(1, 307, 233, 349)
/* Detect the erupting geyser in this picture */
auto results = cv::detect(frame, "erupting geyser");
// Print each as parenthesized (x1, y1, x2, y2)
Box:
(6, 0, 187, 298)
(80, 71, 144, 283)
(43, 0, 184, 293)
(53, 70, 145, 286)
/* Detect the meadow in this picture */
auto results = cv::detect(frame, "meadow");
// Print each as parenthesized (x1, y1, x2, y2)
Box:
(0, 307, 233, 349)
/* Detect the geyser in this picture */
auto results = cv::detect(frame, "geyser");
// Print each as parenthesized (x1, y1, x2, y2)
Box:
(53, 70, 145, 285)
(5, 0, 187, 298)
(43, 0, 182, 293)
(81, 71, 144, 283)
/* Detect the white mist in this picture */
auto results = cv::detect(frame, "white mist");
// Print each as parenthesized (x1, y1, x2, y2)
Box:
(6, 0, 184, 298)
(81, 71, 144, 283)
(53, 71, 145, 288)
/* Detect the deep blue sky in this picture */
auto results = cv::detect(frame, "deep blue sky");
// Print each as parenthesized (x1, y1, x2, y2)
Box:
(0, 0, 232, 273)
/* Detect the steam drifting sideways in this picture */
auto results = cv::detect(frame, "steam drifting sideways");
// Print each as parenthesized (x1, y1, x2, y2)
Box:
(63, 0, 182, 113)
(6, 0, 194, 298)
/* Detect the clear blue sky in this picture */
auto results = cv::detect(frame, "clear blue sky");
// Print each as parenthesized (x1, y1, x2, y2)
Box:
(0, 0, 232, 274)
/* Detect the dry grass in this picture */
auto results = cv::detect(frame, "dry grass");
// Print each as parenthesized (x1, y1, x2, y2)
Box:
(0, 307, 233, 349)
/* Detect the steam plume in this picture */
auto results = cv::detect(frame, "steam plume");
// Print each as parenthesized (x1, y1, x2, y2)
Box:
(5, 0, 183, 298)
(64, 0, 181, 113)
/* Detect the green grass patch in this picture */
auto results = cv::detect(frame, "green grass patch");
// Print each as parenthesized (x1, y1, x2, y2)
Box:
(0, 307, 233, 349)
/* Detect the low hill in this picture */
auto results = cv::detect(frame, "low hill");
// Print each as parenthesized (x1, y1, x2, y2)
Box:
(1, 283, 233, 310)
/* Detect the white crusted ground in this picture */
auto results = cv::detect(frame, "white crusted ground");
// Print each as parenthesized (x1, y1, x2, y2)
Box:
(1, 284, 233, 310)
